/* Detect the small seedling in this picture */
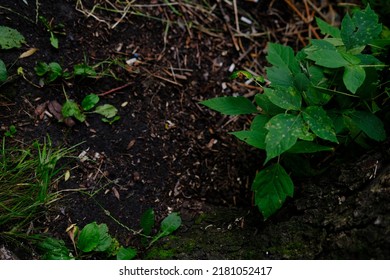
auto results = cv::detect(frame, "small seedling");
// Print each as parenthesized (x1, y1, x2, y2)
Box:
(4, 125, 17, 137)
(34, 61, 99, 85)
(38, 210, 182, 260)
(61, 92, 119, 124)
(39, 222, 136, 260)
(35, 61, 63, 83)
(38, 16, 64, 49)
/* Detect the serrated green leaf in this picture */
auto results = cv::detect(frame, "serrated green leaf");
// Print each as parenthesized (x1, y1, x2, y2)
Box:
(265, 87, 302, 111)
(117, 247, 137, 260)
(81, 94, 100, 111)
(343, 65, 366, 93)
(305, 48, 349, 68)
(341, 5, 382, 50)
(77, 222, 100, 252)
(266, 66, 294, 87)
(0, 59, 7, 82)
(303, 106, 338, 143)
(266, 43, 300, 74)
(344, 110, 386, 141)
(287, 141, 334, 153)
(264, 114, 307, 163)
(200, 96, 257, 115)
(160, 212, 181, 237)
(140, 208, 155, 236)
(316, 17, 341, 38)
(0, 26, 25, 49)
(252, 163, 294, 220)
(94, 104, 118, 118)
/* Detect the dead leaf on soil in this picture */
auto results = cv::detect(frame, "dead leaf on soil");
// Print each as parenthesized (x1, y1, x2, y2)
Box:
(112, 187, 120, 200)
(19, 48, 38, 59)
(34, 101, 49, 119)
(47, 100, 63, 121)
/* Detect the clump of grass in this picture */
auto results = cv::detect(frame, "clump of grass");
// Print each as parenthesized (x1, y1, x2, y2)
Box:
(0, 137, 73, 234)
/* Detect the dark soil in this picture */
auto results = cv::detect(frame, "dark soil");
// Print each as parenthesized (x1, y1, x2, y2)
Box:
(0, 0, 389, 259)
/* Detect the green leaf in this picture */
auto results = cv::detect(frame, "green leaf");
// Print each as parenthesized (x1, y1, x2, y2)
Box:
(287, 141, 334, 153)
(62, 100, 86, 122)
(94, 104, 118, 118)
(77, 222, 100, 252)
(252, 163, 294, 220)
(266, 43, 300, 74)
(94, 223, 113, 252)
(230, 115, 270, 149)
(46, 62, 63, 83)
(340, 5, 382, 50)
(0, 59, 7, 82)
(35, 62, 50, 76)
(117, 247, 137, 260)
(140, 208, 155, 236)
(264, 114, 307, 163)
(304, 40, 349, 68)
(101, 115, 120, 124)
(344, 110, 386, 141)
(200, 96, 258, 115)
(74, 64, 97, 77)
(0, 26, 25, 49)
(266, 66, 294, 87)
(316, 17, 341, 38)
(265, 87, 302, 111)
(303, 106, 338, 143)
(50, 33, 59, 49)
(160, 212, 181, 237)
(81, 94, 100, 111)
(38, 237, 72, 260)
(343, 65, 366, 93)
(255, 93, 285, 115)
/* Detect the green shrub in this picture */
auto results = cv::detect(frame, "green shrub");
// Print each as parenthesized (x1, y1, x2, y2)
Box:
(201, 5, 389, 219)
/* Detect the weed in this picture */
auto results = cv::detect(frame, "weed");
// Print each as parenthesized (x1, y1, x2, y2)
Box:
(38, 210, 181, 260)
(62, 90, 119, 124)
(38, 16, 65, 49)
(201, 5, 389, 219)
(0, 137, 74, 232)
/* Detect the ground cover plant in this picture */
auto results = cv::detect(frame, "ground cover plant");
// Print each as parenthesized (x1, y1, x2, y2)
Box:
(0, 137, 74, 252)
(1, 0, 389, 260)
(201, 5, 389, 219)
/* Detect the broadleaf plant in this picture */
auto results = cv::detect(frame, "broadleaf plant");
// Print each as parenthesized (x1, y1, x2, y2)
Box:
(201, 5, 389, 220)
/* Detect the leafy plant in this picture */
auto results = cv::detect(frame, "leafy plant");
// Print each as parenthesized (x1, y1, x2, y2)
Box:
(39, 222, 136, 260)
(201, 5, 389, 219)
(142, 211, 182, 247)
(38, 210, 181, 260)
(4, 125, 16, 137)
(62, 93, 119, 124)
(34, 61, 98, 84)
(35, 61, 64, 83)
(38, 16, 64, 49)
